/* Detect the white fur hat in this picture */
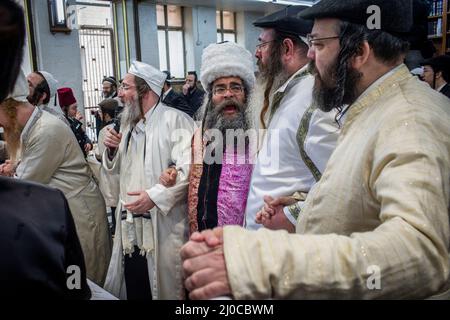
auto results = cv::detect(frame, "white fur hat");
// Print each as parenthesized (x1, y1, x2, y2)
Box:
(38, 71, 59, 98)
(200, 42, 255, 93)
(129, 61, 166, 97)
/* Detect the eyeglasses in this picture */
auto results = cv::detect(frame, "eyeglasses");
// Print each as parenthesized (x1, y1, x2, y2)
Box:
(306, 34, 340, 47)
(212, 84, 244, 96)
(118, 83, 135, 91)
(256, 40, 277, 50)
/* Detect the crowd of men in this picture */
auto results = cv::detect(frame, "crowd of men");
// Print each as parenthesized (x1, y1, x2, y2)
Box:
(0, 0, 450, 300)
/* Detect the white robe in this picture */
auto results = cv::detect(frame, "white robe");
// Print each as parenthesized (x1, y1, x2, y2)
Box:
(103, 102, 194, 300)
(95, 123, 120, 207)
(39, 102, 70, 126)
(245, 67, 340, 230)
(15, 107, 111, 286)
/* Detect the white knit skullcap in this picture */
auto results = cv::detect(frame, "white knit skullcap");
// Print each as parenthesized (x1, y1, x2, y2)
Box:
(200, 42, 255, 93)
(38, 70, 59, 98)
(129, 61, 166, 97)
(6, 68, 29, 103)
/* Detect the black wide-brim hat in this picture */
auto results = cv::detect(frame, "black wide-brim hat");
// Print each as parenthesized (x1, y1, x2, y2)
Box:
(103, 76, 117, 86)
(298, 0, 413, 36)
(407, 0, 433, 49)
(420, 55, 450, 73)
(253, 5, 313, 37)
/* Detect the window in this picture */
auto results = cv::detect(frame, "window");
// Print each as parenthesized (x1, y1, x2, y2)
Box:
(157, 5, 185, 78)
(216, 11, 236, 43)
(47, 0, 71, 33)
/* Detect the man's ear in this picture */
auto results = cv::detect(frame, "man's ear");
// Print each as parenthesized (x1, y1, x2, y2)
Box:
(350, 41, 370, 70)
(435, 70, 443, 80)
(281, 38, 295, 60)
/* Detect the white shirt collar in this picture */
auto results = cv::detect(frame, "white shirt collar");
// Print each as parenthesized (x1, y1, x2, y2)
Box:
(437, 83, 447, 92)
(275, 63, 310, 94)
(163, 87, 173, 100)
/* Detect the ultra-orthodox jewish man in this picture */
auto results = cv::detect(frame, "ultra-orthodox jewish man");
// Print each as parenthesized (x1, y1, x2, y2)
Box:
(181, 0, 450, 300)
(103, 61, 195, 300)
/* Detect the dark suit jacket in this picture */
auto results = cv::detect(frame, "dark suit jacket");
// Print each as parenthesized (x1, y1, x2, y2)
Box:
(0, 177, 91, 299)
(67, 117, 92, 157)
(440, 83, 450, 99)
(163, 89, 195, 117)
(184, 87, 205, 116)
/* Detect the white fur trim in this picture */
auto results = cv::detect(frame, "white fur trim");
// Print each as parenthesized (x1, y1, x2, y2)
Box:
(200, 42, 255, 92)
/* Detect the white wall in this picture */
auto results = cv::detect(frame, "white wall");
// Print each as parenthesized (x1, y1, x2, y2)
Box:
(190, 6, 217, 73)
(112, 1, 284, 78)
(236, 11, 264, 61)
(76, 4, 112, 27)
(138, 1, 160, 68)
(31, 0, 85, 110)
(114, 3, 128, 78)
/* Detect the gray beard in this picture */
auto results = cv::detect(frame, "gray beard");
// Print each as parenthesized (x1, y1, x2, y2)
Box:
(246, 77, 265, 130)
(204, 98, 251, 140)
(248, 70, 290, 128)
(121, 96, 142, 129)
(270, 70, 290, 94)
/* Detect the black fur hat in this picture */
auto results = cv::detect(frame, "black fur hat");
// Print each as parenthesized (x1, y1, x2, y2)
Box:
(298, 0, 413, 36)
(253, 5, 313, 37)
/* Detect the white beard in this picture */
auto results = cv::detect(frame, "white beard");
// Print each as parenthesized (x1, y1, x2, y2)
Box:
(121, 96, 141, 129)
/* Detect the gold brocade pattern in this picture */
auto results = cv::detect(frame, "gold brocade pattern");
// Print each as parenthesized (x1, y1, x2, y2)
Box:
(296, 103, 322, 182)
(223, 65, 450, 299)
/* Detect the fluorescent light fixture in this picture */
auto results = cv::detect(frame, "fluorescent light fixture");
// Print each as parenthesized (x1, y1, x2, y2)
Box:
(253, 0, 318, 6)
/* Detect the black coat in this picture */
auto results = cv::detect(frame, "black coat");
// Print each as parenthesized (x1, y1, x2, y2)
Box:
(440, 83, 450, 100)
(0, 177, 91, 299)
(163, 89, 195, 117)
(67, 117, 92, 157)
(184, 87, 205, 116)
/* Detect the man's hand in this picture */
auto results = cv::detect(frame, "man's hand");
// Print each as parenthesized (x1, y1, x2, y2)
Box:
(0, 159, 16, 177)
(255, 195, 295, 233)
(84, 143, 93, 153)
(159, 167, 177, 187)
(124, 191, 155, 214)
(75, 111, 83, 121)
(255, 195, 275, 224)
(189, 228, 224, 247)
(104, 127, 122, 150)
(182, 83, 190, 96)
(181, 227, 231, 299)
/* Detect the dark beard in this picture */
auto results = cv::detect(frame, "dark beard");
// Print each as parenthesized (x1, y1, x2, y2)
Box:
(257, 45, 283, 82)
(204, 98, 249, 137)
(27, 91, 42, 106)
(257, 45, 290, 129)
(310, 59, 362, 113)
(103, 91, 116, 99)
